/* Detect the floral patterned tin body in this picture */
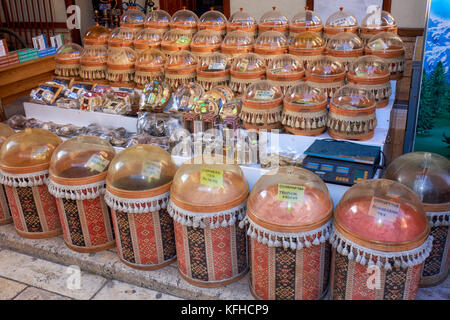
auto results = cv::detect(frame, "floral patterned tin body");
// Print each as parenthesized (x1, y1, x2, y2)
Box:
(0, 124, 16, 225)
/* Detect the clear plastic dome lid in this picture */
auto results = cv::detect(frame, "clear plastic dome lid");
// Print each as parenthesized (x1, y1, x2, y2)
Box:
(244, 80, 283, 103)
(191, 29, 222, 48)
(348, 55, 389, 79)
(291, 7, 322, 27)
(136, 49, 165, 69)
(56, 43, 83, 61)
(307, 56, 345, 76)
(222, 30, 254, 49)
(284, 83, 326, 106)
(199, 8, 227, 28)
(0, 128, 62, 170)
(107, 145, 177, 192)
(108, 27, 135, 45)
(267, 54, 304, 76)
(331, 85, 374, 109)
(121, 6, 145, 26)
(361, 10, 397, 29)
(231, 53, 266, 73)
(107, 47, 136, 66)
(290, 31, 324, 49)
(145, 9, 171, 27)
(80, 45, 108, 65)
(0, 123, 15, 146)
(325, 7, 358, 27)
(171, 8, 199, 28)
(255, 31, 288, 49)
(165, 50, 197, 71)
(247, 167, 332, 230)
(198, 52, 230, 71)
(326, 32, 363, 52)
(134, 28, 163, 46)
(259, 6, 289, 27)
(366, 32, 405, 52)
(228, 8, 257, 28)
(50, 136, 115, 179)
(161, 29, 192, 47)
(335, 179, 429, 247)
(170, 155, 248, 210)
(84, 24, 111, 43)
(383, 152, 450, 204)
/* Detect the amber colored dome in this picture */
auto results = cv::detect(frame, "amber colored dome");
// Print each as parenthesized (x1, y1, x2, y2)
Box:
(383, 152, 450, 204)
(290, 31, 324, 49)
(0, 123, 15, 146)
(84, 24, 110, 45)
(0, 128, 62, 171)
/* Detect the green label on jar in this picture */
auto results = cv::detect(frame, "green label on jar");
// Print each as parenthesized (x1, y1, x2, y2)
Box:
(278, 184, 304, 202)
(200, 169, 223, 187)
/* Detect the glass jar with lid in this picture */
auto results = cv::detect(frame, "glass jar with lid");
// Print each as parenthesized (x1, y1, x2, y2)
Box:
(365, 32, 405, 80)
(330, 179, 433, 300)
(164, 50, 197, 90)
(120, 5, 145, 33)
(105, 145, 178, 270)
(254, 30, 289, 65)
(83, 23, 110, 48)
(168, 155, 249, 287)
(282, 83, 327, 136)
(106, 47, 137, 86)
(289, 31, 325, 69)
(133, 28, 162, 53)
(289, 7, 323, 37)
(229, 53, 266, 94)
(325, 32, 363, 71)
(383, 152, 450, 287)
(266, 54, 305, 95)
(170, 7, 199, 35)
(160, 29, 192, 56)
(199, 7, 227, 36)
(240, 79, 284, 131)
(221, 30, 254, 60)
(0, 123, 16, 226)
(245, 166, 333, 300)
(145, 8, 171, 34)
(80, 45, 108, 81)
(108, 27, 135, 49)
(227, 8, 257, 38)
(0, 128, 62, 239)
(134, 49, 165, 88)
(258, 6, 289, 36)
(327, 85, 376, 141)
(196, 52, 230, 91)
(305, 56, 346, 99)
(55, 42, 83, 78)
(360, 10, 398, 44)
(347, 55, 391, 108)
(323, 7, 358, 41)
(190, 29, 222, 58)
(48, 136, 116, 253)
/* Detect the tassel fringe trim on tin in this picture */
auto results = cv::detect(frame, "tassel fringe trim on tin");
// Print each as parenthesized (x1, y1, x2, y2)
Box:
(240, 105, 283, 125)
(106, 69, 135, 83)
(240, 216, 333, 250)
(282, 109, 328, 130)
(0, 170, 49, 187)
(329, 228, 434, 270)
(80, 65, 107, 80)
(384, 56, 405, 73)
(327, 113, 377, 134)
(55, 64, 80, 77)
(230, 77, 263, 94)
(47, 179, 106, 200)
(134, 70, 164, 86)
(305, 80, 345, 99)
(196, 75, 229, 91)
(167, 200, 246, 229)
(350, 82, 392, 102)
(427, 210, 450, 227)
(104, 190, 170, 214)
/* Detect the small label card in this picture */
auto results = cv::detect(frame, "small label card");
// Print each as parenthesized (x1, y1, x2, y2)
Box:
(141, 161, 162, 183)
(368, 197, 400, 222)
(200, 169, 223, 187)
(86, 153, 110, 173)
(254, 90, 274, 100)
(278, 184, 305, 202)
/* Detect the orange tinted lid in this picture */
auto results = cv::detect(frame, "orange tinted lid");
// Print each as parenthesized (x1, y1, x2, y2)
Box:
(0, 123, 15, 146)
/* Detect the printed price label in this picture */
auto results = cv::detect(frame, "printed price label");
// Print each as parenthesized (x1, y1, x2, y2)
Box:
(176, 36, 191, 45)
(208, 62, 225, 70)
(86, 153, 110, 173)
(278, 184, 304, 202)
(254, 90, 274, 100)
(141, 161, 162, 183)
(200, 169, 223, 187)
(368, 197, 400, 222)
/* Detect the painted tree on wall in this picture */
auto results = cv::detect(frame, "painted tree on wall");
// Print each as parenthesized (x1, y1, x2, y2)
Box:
(429, 61, 448, 115)
(416, 70, 435, 135)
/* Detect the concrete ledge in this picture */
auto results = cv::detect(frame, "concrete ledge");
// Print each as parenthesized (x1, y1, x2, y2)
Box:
(0, 224, 448, 300)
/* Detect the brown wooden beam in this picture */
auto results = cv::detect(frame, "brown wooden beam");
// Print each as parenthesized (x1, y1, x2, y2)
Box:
(398, 28, 424, 37)
(64, 0, 81, 45)
(223, 0, 230, 18)
(383, 0, 392, 12)
(306, 0, 314, 11)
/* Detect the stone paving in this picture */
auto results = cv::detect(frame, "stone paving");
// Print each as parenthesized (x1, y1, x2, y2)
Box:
(0, 224, 448, 300)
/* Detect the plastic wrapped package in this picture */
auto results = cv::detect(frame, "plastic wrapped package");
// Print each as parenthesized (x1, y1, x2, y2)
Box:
(170, 7, 198, 35)
(103, 92, 132, 115)
(55, 124, 80, 137)
(266, 54, 305, 95)
(323, 7, 358, 41)
(106, 47, 136, 85)
(5, 115, 27, 130)
(360, 10, 398, 44)
(282, 83, 327, 136)
(79, 92, 104, 111)
(330, 179, 432, 300)
(80, 45, 108, 81)
(240, 80, 284, 131)
(227, 8, 258, 38)
(258, 6, 289, 36)
(160, 29, 192, 56)
(56, 97, 80, 109)
(365, 32, 405, 79)
(325, 32, 363, 71)
(196, 52, 230, 90)
(139, 80, 171, 112)
(164, 82, 204, 113)
(305, 56, 346, 99)
(84, 23, 110, 48)
(347, 55, 391, 108)
(254, 31, 289, 65)
(145, 9, 171, 34)
(221, 30, 254, 59)
(190, 29, 222, 58)
(134, 49, 165, 87)
(289, 7, 323, 37)
(199, 8, 227, 36)
(229, 53, 266, 94)
(289, 31, 325, 69)
(164, 50, 197, 90)
(327, 85, 377, 141)
(383, 152, 450, 287)
(55, 43, 83, 77)
(133, 28, 163, 53)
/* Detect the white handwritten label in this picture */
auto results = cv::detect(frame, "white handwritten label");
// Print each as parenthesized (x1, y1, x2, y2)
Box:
(368, 197, 400, 222)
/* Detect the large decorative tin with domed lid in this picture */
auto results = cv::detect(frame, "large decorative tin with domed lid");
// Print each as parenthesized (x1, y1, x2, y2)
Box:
(84, 23, 110, 48)
(254, 31, 289, 65)
(305, 56, 346, 99)
(229, 53, 266, 94)
(164, 50, 197, 90)
(0, 129, 62, 239)
(221, 30, 254, 60)
(133, 28, 162, 53)
(0, 123, 16, 225)
(330, 179, 433, 300)
(105, 145, 178, 270)
(145, 8, 171, 34)
(327, 85, 377, 141)
(383, 152, 450, 287)
(190, 29, 222, 58)
(266, 54, 305, 95)
(106, 47, 137, 86)
(325, 32, 363, 71)
(199, 7, 227, 36)
(240, 80, 284, 131)
(323, 7, 358, 41)
(258, 6, 289, 36)
(241, 167, 333, 300)
(47, 136, 115, 253)
(360, 10, 398, 44)
(108, 27, 135, 49)
(227, 8, 258, 39)
(365, 32, 405, 80)
(196, 52, 230, 91)
(160, 29, 192, 56)
(170, 7, 199, 35)
(80, 45, 108, 81)
(134, 49, 165, 88)
(55, 43, 83, 77)
(168, 155, 249, 287)
(120, 5, 145, 34)
(289, 7, 323, 37)
(289, 31, 325, 69)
